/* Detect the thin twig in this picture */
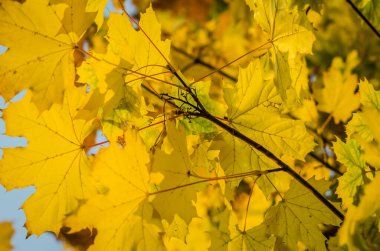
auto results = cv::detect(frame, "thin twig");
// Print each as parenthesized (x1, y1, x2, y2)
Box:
(171, 45, 237, 81)
(309, 152, 343, 176)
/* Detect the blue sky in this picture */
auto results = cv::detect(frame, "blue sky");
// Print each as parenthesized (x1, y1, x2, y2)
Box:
(0, 1, 136, 250)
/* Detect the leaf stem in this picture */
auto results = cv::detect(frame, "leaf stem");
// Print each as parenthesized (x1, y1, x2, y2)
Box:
(148, 168, 284, 196)
(85, 140, 109, 148)
(190, 42, 270, 85)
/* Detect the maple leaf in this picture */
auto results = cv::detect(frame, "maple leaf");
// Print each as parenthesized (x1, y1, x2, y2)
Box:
(263, 178, 341, 251)
(163, 216, 211, 250)
(354, 0, 380, 30)
(315, 53, 361, 124)
(0, 89, 97, 235)
(347, 79, 380, 141)
(339, 173, 380, 250)
(227, 182, 275, 251)
(0, 0, 96, 110)
(0, 222, 13, 251)
(152, 121, 210, 222)
(224, 59, 315, 160)
(228, 224, 275, 251)
(85, 0, 108, 28)
(245, 0, 316, 100)
(76, 4, 171, 119)
(358, 78, 380, 110)
(95, 4, 170, 88)
(65, 130, 164, 251)
(344, 79, 380, 171)
(334, 138, 371, 208)
(210, 132, 290, 197)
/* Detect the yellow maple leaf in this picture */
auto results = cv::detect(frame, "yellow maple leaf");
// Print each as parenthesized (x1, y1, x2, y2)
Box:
(87, 4, 171, 88)
(65, 130, 163, 251)
(224, 59, 315, 160)
(152, 121, 209, 222)
(0, 89, 97, 235)
(76, 4, 171, 118)
(0, 0, 96, 110)
(163, 216, 211, 251)
(245, 0, 316, 100)
(315, 53, 361, 124)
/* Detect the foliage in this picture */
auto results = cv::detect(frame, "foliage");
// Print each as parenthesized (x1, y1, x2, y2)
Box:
(0, 0, 380, 250)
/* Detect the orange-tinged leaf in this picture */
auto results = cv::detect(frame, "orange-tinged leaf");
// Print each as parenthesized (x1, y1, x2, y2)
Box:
(0, 89, 97, 235)
(0, 222, 14, 251)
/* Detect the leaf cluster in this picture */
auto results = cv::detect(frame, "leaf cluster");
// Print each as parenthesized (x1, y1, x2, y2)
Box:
(0, 0, 380, 250)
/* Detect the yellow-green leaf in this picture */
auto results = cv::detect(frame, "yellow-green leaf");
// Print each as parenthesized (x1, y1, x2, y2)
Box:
(334, 138, 370, 208)
(224, 59, 315, 160)
(264, 178, 341, 251)
(339, 173, 380, 250)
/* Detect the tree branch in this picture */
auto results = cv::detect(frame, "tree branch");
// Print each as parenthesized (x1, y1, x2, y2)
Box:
(196, 113, 345, 221)
(309, 152, 343, 176)
(346, 0, 380, 38)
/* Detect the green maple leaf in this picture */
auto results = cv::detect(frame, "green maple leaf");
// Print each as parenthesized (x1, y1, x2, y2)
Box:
(347, 79, 380, 142)
(334, 138, 370, 208)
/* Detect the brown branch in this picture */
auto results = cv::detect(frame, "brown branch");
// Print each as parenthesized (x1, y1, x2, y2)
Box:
(309, 152, 343, 176)
(195, 113, 344, 221)
(145, 66, 344, 221)
(346, 0, 380, 38)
